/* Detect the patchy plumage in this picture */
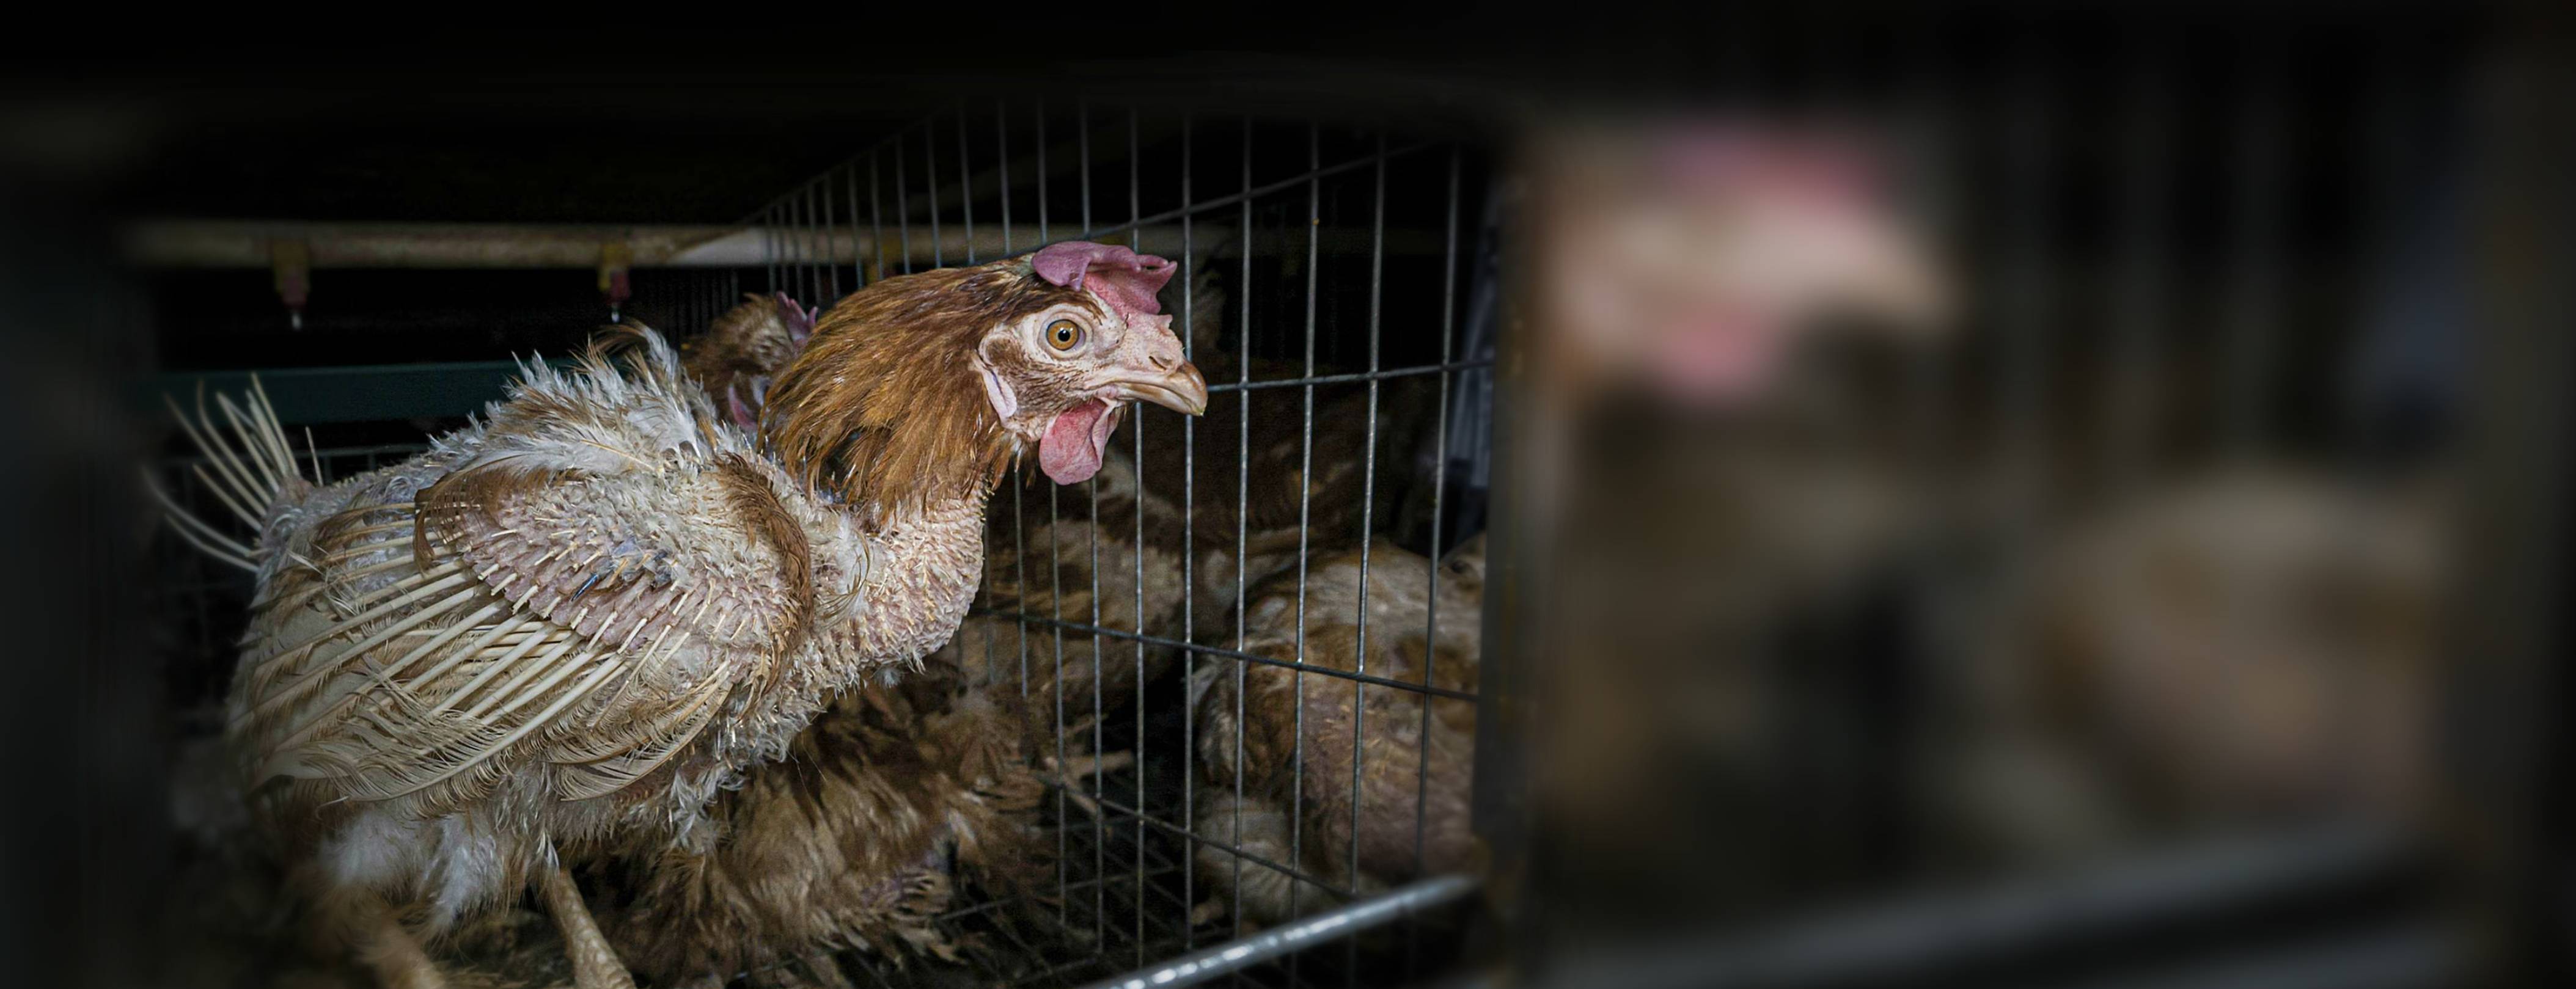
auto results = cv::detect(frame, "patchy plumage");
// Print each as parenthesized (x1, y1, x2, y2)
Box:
(170, 243, 1207, 989)
(1191, 535, 1484, 932)
(524, 273, 1046, 988)
(575, 664, 1048, 987)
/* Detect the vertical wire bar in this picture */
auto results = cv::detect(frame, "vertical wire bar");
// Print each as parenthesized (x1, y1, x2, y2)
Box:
(2223, 60, 2285, 454)
(868, 152, 885, 284)
(1080, 102, 1093, 235)
(1041, 100, 1068, 929)
(763, 204, 778, 293)
(1178, 112, 1197, 954)
(895, 134, 914, 275)
(787, 184, 804, 304)
(1288, 121, 1321, 985)
(1345, 135, 1388, 988)
(960, 103, 978, 265)
(1052, 430, 1068, 931)
(2332, 47, 2418, 804)
(1409, 144, 1463, 982)
(821, 171, 840, 301)
(1899, 37, 1967, 813)
(1000, 100, 1015, 258)
(2344, 48, 2412, 466)
(1003, 104, 1027, 699)
(1999, 56, 2055, 525)
(2212, 56, 2286, 786)
(845, 163, 861, 292)
(1079, 98, 1106, 954)
(1230, 116, 1253, 945)
(2106, 51, 2172, 494)
(1040, 104, 1051, 244)
(1040, 98, 1066, 927)
(959, 109, 993, 692)
(927, 118, 944, 269)
(1127, 107, 1147, 970)
(799, 183, 816, 304)
(792, 188, 808, 303)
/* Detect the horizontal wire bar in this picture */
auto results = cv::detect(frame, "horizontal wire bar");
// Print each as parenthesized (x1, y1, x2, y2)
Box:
(972, 611, 1479, 703)
(1077, 874, 1479, 989)
(1210, 359, 1495, 394)
(1536, 822, 2415, 989)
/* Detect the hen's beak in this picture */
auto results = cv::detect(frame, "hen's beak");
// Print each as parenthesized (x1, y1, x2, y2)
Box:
(1113, 361, 1210, 416)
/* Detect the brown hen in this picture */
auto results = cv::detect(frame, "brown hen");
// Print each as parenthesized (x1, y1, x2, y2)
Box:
(1191, 535, 1485, 932)
(680, 292, 815, 432)
(167, 243, 1207, 989)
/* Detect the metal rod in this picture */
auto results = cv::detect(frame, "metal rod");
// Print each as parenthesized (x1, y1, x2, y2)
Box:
(895, 134, 913, 275)
(925, 117, 943, 269)
(1079, 98, 1106, 952)
(1351, 137, 1388, 989)
(1287, 124, 1323, 968)
(958, 103, 977, 265)
(1076, 875, 1480, 989)
(1230, 115, 1255, 946)
(867, 153, 884, 284)
(1178, 109, 1198, 955)
(1531, 825, 2415, 989)
(845, 162, 861, 291)
(1413, 144, 1464, 981)
(1128, 105, 1148, 972)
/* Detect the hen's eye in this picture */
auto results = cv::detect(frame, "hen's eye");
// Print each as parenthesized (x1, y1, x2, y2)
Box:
(1046, 319, 1084, 351)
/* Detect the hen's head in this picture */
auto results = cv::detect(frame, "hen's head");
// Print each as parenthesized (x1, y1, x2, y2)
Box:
(763, 241, 1206, 523)
(686, 291, 817, 430)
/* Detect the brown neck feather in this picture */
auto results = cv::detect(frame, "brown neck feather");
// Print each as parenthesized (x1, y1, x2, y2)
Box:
(757, 260, 1076, 527)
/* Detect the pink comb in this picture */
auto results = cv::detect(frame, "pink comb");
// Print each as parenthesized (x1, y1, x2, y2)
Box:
(1030, 241, 1175, 320)
(772, 291, 816, 345)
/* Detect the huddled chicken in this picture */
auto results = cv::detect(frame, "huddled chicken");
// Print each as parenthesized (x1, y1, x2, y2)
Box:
(174, 243, 1206, 989)
(1943, 465, 2449, 864)
(1191, 534, 1486, 931)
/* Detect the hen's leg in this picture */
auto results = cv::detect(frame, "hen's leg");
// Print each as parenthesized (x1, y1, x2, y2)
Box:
(537, 864, 636, 989)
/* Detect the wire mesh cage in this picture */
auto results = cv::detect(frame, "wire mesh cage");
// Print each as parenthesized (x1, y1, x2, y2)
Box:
(637, 105, 1500, 988)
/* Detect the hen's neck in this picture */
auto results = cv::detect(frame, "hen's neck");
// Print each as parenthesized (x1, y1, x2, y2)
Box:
(720, 480, 994, 773)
